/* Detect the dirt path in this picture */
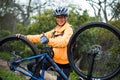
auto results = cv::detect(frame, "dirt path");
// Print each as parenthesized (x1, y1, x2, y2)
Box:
(0, 58, 9, 70)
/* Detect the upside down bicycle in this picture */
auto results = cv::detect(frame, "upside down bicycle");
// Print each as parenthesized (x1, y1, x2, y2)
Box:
(0, 22, 120, 80)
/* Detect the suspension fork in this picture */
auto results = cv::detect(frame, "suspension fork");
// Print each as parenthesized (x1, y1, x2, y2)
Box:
(86, 45, 102, 80)
(87, 53, 97, 80)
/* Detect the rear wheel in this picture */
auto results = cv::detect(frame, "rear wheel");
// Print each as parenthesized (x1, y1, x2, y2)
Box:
(0, 35, 39, 79)
(68, 22, 120, 80)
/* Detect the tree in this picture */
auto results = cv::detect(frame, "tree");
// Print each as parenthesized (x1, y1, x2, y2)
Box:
(0, 0, 56, 33)
(86, 0, 119, 22)
(0, 0, 18, 32)
(109, 20, 120, 29)
(25, 9, 56, 34)
(112, 2, 120, 20)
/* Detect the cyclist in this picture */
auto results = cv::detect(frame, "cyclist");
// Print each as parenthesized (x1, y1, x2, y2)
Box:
(16, 7, 73, 80)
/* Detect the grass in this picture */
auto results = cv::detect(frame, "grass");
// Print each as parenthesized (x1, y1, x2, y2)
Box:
(0, 52, 11, 60)
(0, 52, 26, 80)
(69, 71, 80, 80)
(0, 67, 26, 80)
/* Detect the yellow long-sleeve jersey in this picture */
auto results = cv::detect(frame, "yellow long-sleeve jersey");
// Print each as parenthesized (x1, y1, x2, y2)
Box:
(26, 22, 73, 64)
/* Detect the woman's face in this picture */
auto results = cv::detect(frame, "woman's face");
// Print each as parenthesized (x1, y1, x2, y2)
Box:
(55, 15, 67, 26)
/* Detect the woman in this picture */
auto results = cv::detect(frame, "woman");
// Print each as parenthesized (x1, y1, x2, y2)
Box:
(16, 7, 73, 80)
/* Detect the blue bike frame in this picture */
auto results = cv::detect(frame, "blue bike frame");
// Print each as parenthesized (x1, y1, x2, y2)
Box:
(10, 53, 68, 80)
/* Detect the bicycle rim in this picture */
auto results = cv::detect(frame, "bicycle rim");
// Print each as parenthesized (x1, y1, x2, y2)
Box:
(68, 22, 120, 80)
(0, 35, 39, 79)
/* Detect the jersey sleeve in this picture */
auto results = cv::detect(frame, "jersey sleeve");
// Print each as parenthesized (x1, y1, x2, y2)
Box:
(26, 29, 54, 43)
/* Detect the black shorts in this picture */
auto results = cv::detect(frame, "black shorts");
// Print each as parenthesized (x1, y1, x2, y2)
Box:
(27, 61, 72, 80)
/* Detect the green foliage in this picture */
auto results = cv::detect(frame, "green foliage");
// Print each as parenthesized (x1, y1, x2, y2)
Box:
(69, 10, 100, 30)
(0, 68, 26, 80)
(107, 44, 120, 68)
(69, 71, 79, 80)
(26, 9, 56, 34)
(109, 20, 120, 29)
(16, 23, 26, 34)
(0, 30, 11, 38)
(14, 9, 99, 34)
(0, 52, 11, 60)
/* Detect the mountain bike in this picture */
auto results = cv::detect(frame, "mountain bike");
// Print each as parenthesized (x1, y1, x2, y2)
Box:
(67, 22, 120, 80)
(0, 35, 68, 80)
(0, 22, 120, 80)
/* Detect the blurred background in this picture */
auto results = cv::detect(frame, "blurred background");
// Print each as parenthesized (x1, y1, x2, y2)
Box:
(0, 0, 120, 37)
(0, 0, 120, 80)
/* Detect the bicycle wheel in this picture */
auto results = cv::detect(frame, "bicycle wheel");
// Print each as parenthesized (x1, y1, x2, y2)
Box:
(68, 22, 120, 80)
(0, 35, 39, 79)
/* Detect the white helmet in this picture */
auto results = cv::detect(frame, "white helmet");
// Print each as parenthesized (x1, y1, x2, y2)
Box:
(54, 7, 69, 16)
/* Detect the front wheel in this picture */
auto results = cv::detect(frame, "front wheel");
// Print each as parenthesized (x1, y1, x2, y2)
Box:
(68, 22, 120, 80)
(0, 35, 40, 79)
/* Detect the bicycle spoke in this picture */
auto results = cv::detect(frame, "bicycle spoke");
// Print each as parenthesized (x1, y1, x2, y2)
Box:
(68, 22, 120, 80)
(0, 35, 38, 80)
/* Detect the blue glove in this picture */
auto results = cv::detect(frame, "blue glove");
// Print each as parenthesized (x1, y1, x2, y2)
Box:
(40, 34, 49, 44)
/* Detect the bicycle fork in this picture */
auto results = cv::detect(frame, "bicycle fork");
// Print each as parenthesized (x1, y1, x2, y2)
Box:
(87, 45, 102, 80)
